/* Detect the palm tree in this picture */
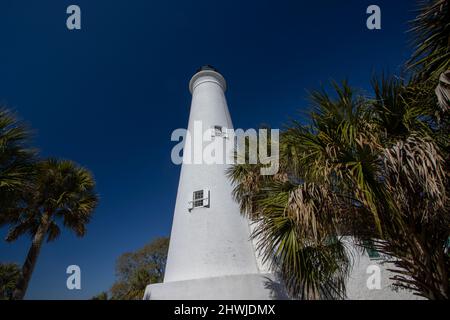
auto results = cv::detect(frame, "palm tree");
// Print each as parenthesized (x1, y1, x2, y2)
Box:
(407, 0, 449, 110)
(435, 71, 450, 110)
(228, 0, 449, 300)
(6, 159, 98, 300)
(0, 263, 20, 300)
(228, 77, 449, 299)
(407, 0, 449, 81)
(228, 99, 356, 299)
(0, 108, 35, 222)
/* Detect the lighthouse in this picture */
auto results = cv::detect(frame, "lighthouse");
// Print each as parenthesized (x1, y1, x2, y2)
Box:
(143, 66, 286, 300)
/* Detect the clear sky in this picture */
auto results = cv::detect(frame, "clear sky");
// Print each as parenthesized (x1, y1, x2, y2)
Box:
(0, 0, 416, 299)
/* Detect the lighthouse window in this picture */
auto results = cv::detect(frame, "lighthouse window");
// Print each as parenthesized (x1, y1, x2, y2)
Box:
(193, 190, 204, 207)
(363, 240, 381, 260)
(189, 189, 210, 210)
(212, 125, 227, 138)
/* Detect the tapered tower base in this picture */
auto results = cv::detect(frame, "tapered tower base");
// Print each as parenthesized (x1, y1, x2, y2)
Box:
(143, 273, 288, 300)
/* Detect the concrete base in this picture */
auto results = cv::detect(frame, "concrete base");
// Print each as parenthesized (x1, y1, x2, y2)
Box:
(143, 273, 288, 300)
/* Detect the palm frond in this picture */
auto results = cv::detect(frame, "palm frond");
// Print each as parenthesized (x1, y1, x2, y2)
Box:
(407, 0, 450, 80)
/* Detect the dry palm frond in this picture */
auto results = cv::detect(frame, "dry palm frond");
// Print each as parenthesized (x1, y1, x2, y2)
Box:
(407, 0, 450, 80)
(285, 182, 338, 242)
(382, 135, 447, 213)
(435, 70, 450, 110)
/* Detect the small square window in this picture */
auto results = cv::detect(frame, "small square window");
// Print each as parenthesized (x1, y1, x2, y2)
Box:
(363, 240, 381, 260)
(193, 190, 204, 207)
(189, 189, 210, 210)
(214, 126, 223, 136)
(212, 125, 227, 138)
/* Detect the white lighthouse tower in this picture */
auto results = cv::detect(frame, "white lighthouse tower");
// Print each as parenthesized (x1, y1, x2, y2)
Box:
(144, 66, 286, 300)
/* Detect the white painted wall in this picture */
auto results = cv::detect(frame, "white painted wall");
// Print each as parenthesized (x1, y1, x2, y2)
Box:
(163, 69, 261, 283)
(344, 239, 422, 300)
(146, 273, 288, 300)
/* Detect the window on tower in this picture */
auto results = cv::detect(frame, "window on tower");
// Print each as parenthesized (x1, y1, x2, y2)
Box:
(189, 189, 210, 210)
(193, 190, 204, 207)
(363, 240, 381, 260)
(212, 125, 227, 138)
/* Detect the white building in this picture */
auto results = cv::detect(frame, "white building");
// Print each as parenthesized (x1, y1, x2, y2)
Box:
(144, 66, 420, 300)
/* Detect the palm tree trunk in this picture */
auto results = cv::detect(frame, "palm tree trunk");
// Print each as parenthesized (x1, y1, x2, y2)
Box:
(12, 212, 51, 300)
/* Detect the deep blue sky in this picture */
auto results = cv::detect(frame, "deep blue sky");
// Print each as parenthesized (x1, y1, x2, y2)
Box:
(0, 0, 415, 299)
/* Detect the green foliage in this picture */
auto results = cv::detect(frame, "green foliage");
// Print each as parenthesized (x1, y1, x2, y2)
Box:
(6, 159, 99, 299)
(1, 107, 100, 300)
(229, 76, 449, 299)
(0, 263, 20, 300)
(91, 291, 108, 300)
(109, 237, 169, 300)
(0, 108, 35, 223)
(407, 0, 450, 80)
(6, 159, 99, 243)
(228, 0, 450, 299)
